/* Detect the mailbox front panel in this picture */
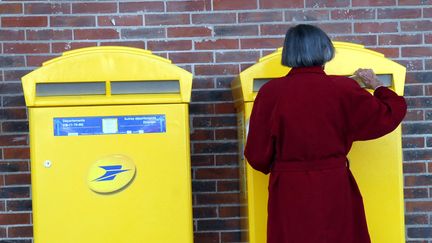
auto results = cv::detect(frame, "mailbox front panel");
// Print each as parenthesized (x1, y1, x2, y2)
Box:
(30, 104, 193, 243)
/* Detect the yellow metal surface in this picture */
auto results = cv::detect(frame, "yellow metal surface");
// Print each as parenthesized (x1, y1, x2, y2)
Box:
(30, 105, 192, 243)
(22, 46, 192, 107)
(23, 47, 194, 243)
(232, 42, 406, 243)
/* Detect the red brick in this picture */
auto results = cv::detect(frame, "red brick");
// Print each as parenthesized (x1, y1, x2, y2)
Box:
(98, 15, 143, 26)
(426, 34, 432, 44)
(219, 205, 241, 217)
(100, 41, 145, 49)
(193, 141, 237, 153)
(7, 226, 33, 238)
(404, 110, 424, 121)
(0, 84, 24, 95)
(398, 59, 424, 71)
(332, 35, 377, 46)
(405, 84, 424, 97)
(167, 0, 210, 11)
(5, 174, 31, 186)
(426, 84, 432, 95)
(0, 135, 27, 146)
(221, 231, 243, 242)
(121, 28, 165, 39)
(0, 227, 5, 238)
(379, 34, 422, 45)
(239, 11, 283, 23)
(214, 25, 258, 37)
(145, 13, 190, 26)
(216, 51, 260, 63)
(191, 129, 214, 140)
(194, 232, 219, 243)
(305, 0, 349, 7)
(0, 213, 30, 225)
(52, 42, 96, 53)
(2, 16, 47, 27)
(74, 29, 119, 40)
(284, 10, 329, 22)
(0, 30, 24, 41)
(0, 201, 4, 211)
(26, 55, 57, 67)
(168, 27, 212, 38)
(27, 29, 72, 41)
(353, 0, 396, 6)
(369, 47, 399, 58)
(403, 137, 425, 148)
(260, 23, 291, 36)
(4, 148, 29, 160)
(214, 0, 257, 10)
(193, 206, 217, 218)
(195, 193, 240, 204)
(191, 78, 214, 90)
(401, 20, 432, 32)
(148, 40, 192, 51)
(403, 162, 426, 173)
(406, 201, 432, 212)
(317, 23, 352, 34)
(402, 47, 432, 57)
(398, 0, 432, 5)
(424, 8, 432, 17)
(216, 155, 238, 166)
(0, 161, 29, 173)
(215, 103, 236, 114)
(119, 1, 164, 13)
(197, 218, 241, 231)
(192, 13, 236, 24)
(240, 38, 283, 49)
(331, 9, 375, 20)
(195, 64, 239, 76)
(405, 188, 428, 199)
(261, 0, 303, 8)
(355, 22, 398, 33)
(169, 52, 213, 64)
(195, 39, 239, 50)
(378, 8, 421, 19)
(405, 214, 429, 225)
(0, 3, 22, 14)
(72, 2, 117, 13)
(4, 43, 50, 54)
(50, 16, 95, 27)
(215, 128, 237, 140)
(24, 3, 70, 14)
(191, 155, 215, 167)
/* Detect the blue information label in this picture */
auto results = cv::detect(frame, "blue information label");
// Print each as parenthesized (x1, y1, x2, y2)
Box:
(54, 115, 166, 136)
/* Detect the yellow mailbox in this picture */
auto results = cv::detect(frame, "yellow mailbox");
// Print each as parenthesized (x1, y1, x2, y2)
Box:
(22, 46, 193, 243)
(232, 42, 406, 243)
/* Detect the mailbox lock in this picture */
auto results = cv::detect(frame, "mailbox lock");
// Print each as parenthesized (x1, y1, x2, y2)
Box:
(44, 160, 52, 168)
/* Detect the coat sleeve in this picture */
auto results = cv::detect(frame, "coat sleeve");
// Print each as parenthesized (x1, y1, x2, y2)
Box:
(244, 88, 277, 174)
(345, 81, 407, 141)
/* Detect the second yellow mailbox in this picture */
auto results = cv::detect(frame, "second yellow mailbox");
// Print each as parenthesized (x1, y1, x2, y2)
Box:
(232, 42, 406, 243)
(22, 47, 193, 243)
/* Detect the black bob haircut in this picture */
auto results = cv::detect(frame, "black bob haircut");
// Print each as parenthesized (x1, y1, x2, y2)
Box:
(281, 24, 335, 68)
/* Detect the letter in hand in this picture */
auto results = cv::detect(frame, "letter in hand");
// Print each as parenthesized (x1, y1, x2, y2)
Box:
(351, 68, 384, 90)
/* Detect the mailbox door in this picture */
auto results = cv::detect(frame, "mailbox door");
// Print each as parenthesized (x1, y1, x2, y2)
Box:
(30, 104, 193, 243)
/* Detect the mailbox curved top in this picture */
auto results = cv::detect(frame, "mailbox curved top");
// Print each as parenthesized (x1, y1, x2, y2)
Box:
(232, 41, 406, 105)
(22, 46, 193, 107)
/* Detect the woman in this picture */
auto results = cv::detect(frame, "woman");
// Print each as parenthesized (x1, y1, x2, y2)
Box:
(244, 24, 407, 243)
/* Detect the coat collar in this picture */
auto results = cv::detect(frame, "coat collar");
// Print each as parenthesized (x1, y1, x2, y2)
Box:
(287, 66, 326, 76)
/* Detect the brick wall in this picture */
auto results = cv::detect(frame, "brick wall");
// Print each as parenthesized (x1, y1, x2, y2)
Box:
(0, 0, 431, 242)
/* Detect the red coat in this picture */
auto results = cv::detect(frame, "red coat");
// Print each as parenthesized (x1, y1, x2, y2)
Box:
(244, 66, 407, 243)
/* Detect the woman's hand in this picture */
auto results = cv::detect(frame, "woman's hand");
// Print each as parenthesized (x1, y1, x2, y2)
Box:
(353, 68, 384, 90)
